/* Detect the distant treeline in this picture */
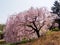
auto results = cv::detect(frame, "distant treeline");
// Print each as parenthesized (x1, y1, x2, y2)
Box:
(0, 24, 5, 31)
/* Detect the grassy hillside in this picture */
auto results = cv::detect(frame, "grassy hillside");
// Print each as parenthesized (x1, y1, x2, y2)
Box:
(31, 31, 60, 45)
(0, 31, 60, 45)
(15, 31, 60, 45)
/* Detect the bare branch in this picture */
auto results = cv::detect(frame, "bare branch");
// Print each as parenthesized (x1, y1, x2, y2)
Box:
(25, 29, 35, 34)
(25, 29, 32, 32)
(39, 21, 45, 30)
(26, 24, 36, 30)
(32, 21, 38, 30)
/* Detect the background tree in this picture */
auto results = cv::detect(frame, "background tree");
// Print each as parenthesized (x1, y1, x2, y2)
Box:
(0, 24, 5, 39)
(3, 7, 58, 43)
(51, 1, 60, 29)
(51, 1, 60, 16)
(0, 24, 5, 31)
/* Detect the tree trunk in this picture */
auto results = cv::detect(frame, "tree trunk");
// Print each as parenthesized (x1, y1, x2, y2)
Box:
(36, 30, 40, 38)
(59, 23, 60, 29)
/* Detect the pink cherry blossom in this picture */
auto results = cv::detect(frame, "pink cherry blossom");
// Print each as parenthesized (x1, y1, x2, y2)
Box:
(3, 7, 58, 43)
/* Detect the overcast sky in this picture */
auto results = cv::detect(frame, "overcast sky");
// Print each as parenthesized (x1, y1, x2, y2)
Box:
(0, 0, 58, 24)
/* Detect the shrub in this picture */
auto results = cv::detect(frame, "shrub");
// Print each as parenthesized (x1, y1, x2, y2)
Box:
(52, 27, 59, 31)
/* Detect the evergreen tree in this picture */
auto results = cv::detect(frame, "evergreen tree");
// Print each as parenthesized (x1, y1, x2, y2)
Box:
(51, 1, 60, 29)
(51, 1, 60, 17)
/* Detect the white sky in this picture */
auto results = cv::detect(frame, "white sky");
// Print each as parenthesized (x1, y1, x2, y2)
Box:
(0, 0, 58, 24)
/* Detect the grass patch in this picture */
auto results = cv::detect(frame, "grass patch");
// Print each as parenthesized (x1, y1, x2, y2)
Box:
(46, 30, 52, 35)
